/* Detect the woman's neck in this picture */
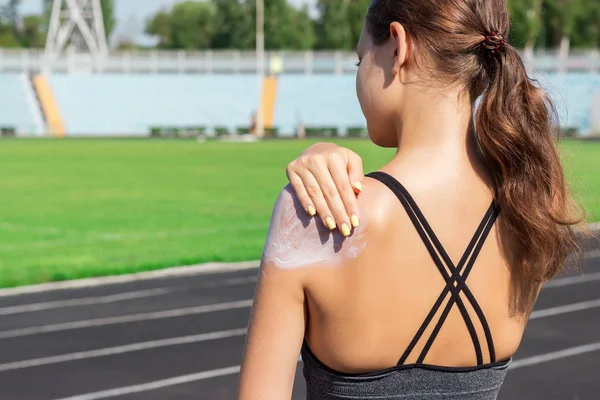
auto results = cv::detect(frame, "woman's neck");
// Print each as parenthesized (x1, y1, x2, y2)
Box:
(392, 86, 480, 172)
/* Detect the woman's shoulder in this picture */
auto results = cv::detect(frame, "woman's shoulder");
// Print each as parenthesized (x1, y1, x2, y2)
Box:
(261, 181, 401, 271)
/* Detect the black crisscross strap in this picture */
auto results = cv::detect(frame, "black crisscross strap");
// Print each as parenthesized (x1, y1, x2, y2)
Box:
(367, 172, 500, 366)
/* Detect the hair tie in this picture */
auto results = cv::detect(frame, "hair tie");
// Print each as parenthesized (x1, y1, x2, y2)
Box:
(480, 31, 507, 60)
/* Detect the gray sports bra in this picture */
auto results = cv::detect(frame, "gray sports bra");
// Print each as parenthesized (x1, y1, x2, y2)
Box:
(301, 172, 511, 399)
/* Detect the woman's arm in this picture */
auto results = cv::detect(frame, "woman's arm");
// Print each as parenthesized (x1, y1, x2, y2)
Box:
(286, 143, 365, 235)
(238, 187, 309, 400)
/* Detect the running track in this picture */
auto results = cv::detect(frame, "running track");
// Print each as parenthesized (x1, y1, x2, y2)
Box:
(0, 238, 599, 399)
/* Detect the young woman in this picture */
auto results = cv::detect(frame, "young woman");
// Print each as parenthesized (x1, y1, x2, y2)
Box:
(239, 1, 583, 399)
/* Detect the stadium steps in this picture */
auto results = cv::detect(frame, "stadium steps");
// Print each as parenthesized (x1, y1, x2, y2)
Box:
(32, 74, 65, 137)
(22, 73, 45, 136)
(261, 76, 278, 128)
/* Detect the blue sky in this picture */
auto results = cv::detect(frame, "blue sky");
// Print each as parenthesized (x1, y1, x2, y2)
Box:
(6, 0, 316, 45)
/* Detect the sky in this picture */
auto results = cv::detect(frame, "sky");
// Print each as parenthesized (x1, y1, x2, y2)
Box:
(5, 0, 316, 46)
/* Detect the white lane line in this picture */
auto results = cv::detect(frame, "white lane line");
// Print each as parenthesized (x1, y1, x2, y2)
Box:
(510, 341, 600, 369)
(0, 261, 259, 298)
(0, 275, 257, 316)
(52, 365, 243, 400)
(0, 328, 247, 372)
(585, 249, 600, 259)
(0, 288, 181, 316)
(52, 339, 600, 400)
(545, 271, 600, 288)
(0, 265, 591, 316)
(1, 293, 597, 341)
(0, 299, 253, 340)
(2, 296, 598, 371)
(530, 298, 600, 319)
(197, 276, 257, 289)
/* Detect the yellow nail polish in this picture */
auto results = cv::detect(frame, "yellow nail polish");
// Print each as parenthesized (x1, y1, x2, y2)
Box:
(307, 205, 316, 216)
(351, 214, 360, 228)
(354, 181, 363, 192)
(326, 217, 336, 230)
(341, 223, 351, 237)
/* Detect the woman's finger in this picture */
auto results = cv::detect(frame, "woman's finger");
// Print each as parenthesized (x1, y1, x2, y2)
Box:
(305, 157, 352, 236)
(296, 168, 337, 232)
(327, 154, 360, 228)
(287, 170, 316, 216)
(347, 152, 365, 195)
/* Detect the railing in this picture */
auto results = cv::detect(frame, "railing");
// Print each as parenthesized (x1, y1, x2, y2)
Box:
(0, 48, 599, 74)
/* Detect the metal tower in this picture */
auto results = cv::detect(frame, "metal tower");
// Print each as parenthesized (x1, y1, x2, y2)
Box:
(44, 0, 108, 61)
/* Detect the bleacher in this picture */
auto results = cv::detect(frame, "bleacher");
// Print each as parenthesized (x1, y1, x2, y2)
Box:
(274, 73, 600, 136)
(538, 73, 600, 133)
(274, 75, 365, 135)
(0, 72, 598, 137)
(49, 74, 260, 135)
(0, 73, 43, 135)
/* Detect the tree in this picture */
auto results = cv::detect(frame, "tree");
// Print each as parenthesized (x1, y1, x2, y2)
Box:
(507, 0, 543, 51)
(115, 38, 138, 51)
(0, 0, 44, 48)
(19, 15, 45, 48)
(556, 0, 600, 48)
(347, 0, 371, 47)
(0, 20, 20, 47)
(315, 0, 352, 49)
(146, 9, 173, 49)
(3, 0, 20, 36)
(146, 1, 217, 50)
(239, 0, 316, 50)
(287, 5, 316, 50)
(139, 0, 599, 52)
(100, 0, 115, 42)
(170, 1, 215, 49)
(211, 0, 254, 49)
(590, 2, 600, 48)
(262, 0, 302, 49)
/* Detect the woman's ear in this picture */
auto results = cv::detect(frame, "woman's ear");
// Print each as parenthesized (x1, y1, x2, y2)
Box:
(389, 21, 409, 76)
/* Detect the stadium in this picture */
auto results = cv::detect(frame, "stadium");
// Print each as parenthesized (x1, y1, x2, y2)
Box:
(0, 0, 599, 399)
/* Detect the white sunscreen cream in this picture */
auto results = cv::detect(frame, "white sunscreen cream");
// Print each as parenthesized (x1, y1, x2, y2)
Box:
(262, 186, 367, 269)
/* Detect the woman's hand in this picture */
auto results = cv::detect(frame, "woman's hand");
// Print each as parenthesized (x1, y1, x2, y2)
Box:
(286, 142, 365, 236)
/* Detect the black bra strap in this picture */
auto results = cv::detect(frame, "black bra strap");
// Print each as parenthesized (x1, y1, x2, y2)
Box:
(366, 172, 499, 365)
(367, 172, 486, 364)
(416, 210, 497, 364)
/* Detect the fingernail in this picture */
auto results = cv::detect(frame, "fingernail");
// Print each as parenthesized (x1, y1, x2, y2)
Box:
(341, 223, 351, 237)
(326, 217, 337, 230)
(351, 214, 360, 228)
(354, 181, 363, 192)
(307, 205, 316, 216)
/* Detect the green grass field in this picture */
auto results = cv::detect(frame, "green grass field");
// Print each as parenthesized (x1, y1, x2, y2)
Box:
(0, 138, 598, 288)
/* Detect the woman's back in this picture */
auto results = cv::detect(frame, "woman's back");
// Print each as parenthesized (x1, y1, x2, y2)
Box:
(302, 165, 528, 375)
(238, 1, 582, 398)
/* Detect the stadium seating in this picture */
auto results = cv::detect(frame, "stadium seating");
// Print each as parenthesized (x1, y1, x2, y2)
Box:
(537, 73, 600, 134)
(0, 73, 43, 135)
(274, 73, 600, 136)
(2, 72, 598, 137)
(273, 75, 365, 135)
(49, 74, 261, 135)
(591, 89, 600, 134)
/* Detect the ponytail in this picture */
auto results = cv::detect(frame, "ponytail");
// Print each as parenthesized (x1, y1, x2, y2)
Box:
(473, 43, 584, 311)
(366, 0, 586, 314)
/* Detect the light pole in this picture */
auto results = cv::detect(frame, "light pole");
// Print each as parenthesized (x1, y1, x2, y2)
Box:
(256, 0, 265, 137)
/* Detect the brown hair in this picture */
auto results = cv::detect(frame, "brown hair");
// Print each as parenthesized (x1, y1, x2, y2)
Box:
(366, 0, 585, 312)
